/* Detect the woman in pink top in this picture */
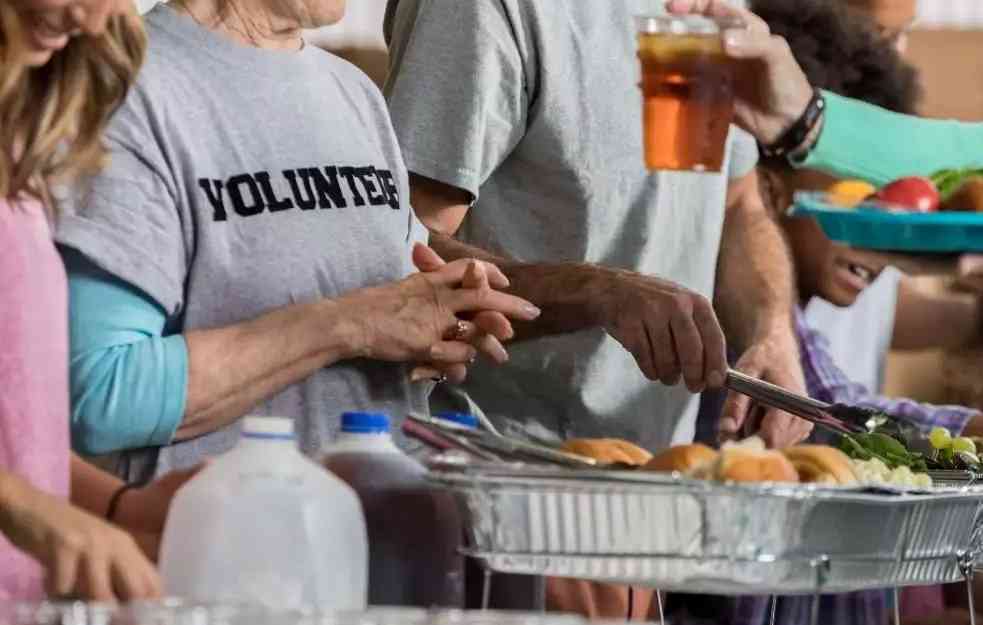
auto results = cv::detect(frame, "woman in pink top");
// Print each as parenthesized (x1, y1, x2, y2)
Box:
(0, 0, 192, 601)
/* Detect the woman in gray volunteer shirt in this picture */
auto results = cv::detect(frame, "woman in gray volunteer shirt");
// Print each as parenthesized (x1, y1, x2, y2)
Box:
(56, 0, 540, 481)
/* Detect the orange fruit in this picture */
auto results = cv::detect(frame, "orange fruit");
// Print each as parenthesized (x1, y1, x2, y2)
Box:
(828, 180, 877, 207)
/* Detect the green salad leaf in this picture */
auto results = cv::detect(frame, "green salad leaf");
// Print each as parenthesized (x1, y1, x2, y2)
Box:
(930, 168, 983, 200)
(839, 432, 927, 472)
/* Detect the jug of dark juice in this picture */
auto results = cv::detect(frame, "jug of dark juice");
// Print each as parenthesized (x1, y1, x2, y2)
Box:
(322, 413, 464, 608)
(636, 15, 743, 172)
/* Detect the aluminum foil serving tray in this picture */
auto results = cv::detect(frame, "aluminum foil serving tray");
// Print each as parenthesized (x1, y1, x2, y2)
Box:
(429, 459, 983, 595)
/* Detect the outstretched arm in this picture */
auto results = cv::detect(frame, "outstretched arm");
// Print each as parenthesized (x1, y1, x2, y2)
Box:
(410, 174, 729, 394)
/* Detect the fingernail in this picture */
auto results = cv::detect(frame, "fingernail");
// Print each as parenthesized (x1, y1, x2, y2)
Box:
(410, 369, 429, 383)
(720, 418, 739, 432)
(523, 304, 542, 319)
(493, 343, 509, 363)
(430, 345, 446, 359)
(725, 30, 747, 49)
(707, 371, 725, 388)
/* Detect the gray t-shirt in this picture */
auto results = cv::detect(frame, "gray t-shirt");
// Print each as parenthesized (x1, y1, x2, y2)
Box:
(384, 0, 758, 451)
(57, 4, 427, 481)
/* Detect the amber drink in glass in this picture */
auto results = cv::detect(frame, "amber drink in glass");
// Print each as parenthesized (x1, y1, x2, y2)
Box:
(637, 15, 743, 172)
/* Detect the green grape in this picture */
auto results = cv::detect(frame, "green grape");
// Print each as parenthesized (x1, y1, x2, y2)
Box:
(929, 427, 953, 450)
(952, 437, 976, 454)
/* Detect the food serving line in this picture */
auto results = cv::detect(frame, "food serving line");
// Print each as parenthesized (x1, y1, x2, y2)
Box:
(407, 386, 983, 625)
(406, 160, 983, 625)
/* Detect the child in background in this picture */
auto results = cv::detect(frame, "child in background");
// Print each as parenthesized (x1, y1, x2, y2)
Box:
(805, 0, 973, 400)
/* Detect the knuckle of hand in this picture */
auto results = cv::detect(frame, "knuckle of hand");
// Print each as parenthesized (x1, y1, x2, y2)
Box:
(61, 530, 90, 553)
(692, 294, 713, 316)
(671, 293, 694, 317)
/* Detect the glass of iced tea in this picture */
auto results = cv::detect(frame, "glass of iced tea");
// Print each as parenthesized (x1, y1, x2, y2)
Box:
(636, 14, 744, 172)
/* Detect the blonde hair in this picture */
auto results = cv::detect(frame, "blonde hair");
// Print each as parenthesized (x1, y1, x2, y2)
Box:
(0, 4, 146, 207)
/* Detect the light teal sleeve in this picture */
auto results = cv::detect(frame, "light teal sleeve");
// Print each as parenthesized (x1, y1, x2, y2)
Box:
(800, 91, 983, 187)
(62, 247, 188, 456)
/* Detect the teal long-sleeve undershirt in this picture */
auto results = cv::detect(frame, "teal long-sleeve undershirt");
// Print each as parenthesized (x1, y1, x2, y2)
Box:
(62, 247, 188, 456)
(800, 91, 983, 186)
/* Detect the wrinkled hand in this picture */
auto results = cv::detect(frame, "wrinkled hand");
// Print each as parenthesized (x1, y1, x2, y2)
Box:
(597, 269, 727, 393)
(667, 0, 814, 145)
(720, 337, 814, 448)
(343, 244, 540, 383)
(409, 245, 519, 383)
(112, 465, 204, 562)
(11, 0, 132, 36)
(0, 474, 161, 601)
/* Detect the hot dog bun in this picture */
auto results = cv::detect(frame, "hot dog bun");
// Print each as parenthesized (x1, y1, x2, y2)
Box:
(782, 445, 858, 485)
(645, 444, 719, 474)
(561, 439, 653, 466)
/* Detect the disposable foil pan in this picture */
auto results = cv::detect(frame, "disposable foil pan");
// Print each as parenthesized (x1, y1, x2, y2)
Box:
(429, 461, 983, 595)
(928, 470, 983, 488)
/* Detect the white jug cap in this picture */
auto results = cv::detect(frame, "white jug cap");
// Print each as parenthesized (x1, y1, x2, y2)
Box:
(242, 416, 295, 438)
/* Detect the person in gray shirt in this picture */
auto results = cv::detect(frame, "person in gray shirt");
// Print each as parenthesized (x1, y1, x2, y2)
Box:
(384, 0, 812, 456)
(55, 0, 540, 482)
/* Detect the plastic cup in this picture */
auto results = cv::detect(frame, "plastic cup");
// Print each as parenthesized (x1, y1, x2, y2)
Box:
(636, 14, 744, 172)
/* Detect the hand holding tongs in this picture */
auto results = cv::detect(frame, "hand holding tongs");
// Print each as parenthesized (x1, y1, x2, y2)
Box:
(724, 369, 882, 436)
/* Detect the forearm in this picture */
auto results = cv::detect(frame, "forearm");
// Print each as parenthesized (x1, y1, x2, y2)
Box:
(181, 299, 361, 439)
(0, 472, 29, 544)
(69, 455, 123, 518)
(0, 472, 48, 553)
(69, 260, 359, 452)
(429, 233, 606, 339)
(714, 186, 798, 353)
(68, 456, 162, 558)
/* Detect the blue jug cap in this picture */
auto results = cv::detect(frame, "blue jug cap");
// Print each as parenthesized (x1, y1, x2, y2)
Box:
(341, 412, 391, 434)
(436, 412, 479, 429)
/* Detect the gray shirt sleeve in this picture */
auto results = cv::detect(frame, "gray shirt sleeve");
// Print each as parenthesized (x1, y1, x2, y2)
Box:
(384, 0, 528, 199)
(56, 89, 187, 317)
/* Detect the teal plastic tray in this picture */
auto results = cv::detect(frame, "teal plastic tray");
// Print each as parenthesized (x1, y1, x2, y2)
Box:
(791, 192, 983, 253)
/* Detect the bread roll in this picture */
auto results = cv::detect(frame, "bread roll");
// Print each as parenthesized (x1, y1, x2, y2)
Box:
(783, 445, 858, 485)
(561, 439, 653, 466)
(645, 444, 719, 474)
(717, 448, 800, 483)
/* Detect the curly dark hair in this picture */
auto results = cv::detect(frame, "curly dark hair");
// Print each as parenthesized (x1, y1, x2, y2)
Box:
(750, 0, 922, 115)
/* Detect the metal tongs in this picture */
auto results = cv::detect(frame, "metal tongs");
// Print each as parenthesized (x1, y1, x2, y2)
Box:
(403, 413, 600, 468)
(724, 369, 898, 437)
